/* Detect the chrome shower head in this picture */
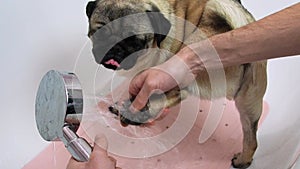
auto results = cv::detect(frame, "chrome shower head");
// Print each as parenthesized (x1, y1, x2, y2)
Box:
(35, 70, 91, 162)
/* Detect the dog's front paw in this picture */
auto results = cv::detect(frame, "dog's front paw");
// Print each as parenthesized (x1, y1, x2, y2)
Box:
(108, 89, 189, 127)
(231, 153, 252, 169)
(108, 99, 155, 126)
(108, 93, 166, 126)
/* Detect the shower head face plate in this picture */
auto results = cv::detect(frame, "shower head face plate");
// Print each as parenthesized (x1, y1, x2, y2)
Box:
(35, 70, 67, 141)
(35, 70, 83, 142)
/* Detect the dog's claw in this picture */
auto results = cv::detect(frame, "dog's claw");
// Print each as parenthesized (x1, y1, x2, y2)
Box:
(231, 153, 253, 169)
(108, 100, 155, 126)
(108, 106, 119, 116)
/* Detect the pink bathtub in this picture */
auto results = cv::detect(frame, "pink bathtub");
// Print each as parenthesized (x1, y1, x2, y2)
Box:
(24, 99, 269, 169)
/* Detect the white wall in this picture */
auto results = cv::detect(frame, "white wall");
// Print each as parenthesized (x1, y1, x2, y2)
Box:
(0, 0, 299, 168)
(242, 1, 300, 168)
(0, 0, 91, 168)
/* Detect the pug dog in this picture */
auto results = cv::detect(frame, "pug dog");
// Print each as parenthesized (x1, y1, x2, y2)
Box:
(86, 0, 267, 168)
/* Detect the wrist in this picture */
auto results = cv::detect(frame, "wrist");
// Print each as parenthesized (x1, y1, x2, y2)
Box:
(184, 38, 227, 71)
(154, 54, 196, 88)
(177, 46, 205, 76)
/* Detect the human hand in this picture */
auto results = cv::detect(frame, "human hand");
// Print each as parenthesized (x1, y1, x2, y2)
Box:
(66, 136, 120, 169)
(129, 53, 197, 111)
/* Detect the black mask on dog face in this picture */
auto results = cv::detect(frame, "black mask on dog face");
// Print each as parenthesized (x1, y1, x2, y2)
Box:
(86, 0, 171, 70)
(91, 25, 153, 70)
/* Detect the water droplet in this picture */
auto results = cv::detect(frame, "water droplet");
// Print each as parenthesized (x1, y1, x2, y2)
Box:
(53, 143, 57, 167)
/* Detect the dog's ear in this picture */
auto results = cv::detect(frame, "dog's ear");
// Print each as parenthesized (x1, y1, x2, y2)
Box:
(86, 1, 97, 19)
(146, 11, 171, 48)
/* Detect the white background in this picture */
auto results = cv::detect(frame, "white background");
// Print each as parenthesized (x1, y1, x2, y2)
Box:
(0, 0, 299, 168)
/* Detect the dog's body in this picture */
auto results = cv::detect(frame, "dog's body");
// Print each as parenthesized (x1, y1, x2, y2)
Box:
(86, 0, 267, 168)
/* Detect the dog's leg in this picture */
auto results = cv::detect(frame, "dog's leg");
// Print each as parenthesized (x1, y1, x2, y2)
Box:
(146, 87, 189, 121)
(164, 88, 189, 108)
(232, 97, 262, 169)
(231, 63, 267, 169)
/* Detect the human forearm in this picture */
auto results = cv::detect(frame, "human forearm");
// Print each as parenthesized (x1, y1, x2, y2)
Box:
(215, 2, 300, 66)
(179, 3, 300, 72)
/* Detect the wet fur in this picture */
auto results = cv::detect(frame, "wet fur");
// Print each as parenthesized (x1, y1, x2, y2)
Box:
(86, 0, 267, 168)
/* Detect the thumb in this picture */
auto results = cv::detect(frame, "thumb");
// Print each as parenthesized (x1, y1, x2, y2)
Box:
(90, 135, 109, 159)
(66, 157, 85, 169)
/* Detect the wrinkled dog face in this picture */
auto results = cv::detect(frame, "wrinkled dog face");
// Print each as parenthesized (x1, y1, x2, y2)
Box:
(86, 0, 171, 70)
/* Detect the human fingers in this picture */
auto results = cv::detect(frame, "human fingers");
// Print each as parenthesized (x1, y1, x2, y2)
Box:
(128, 71, 147, 97)
(129, 68, 178, 112)
(129, 78, 152, 112)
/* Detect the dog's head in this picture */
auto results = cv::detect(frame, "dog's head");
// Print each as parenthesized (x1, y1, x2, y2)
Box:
(86, 0, 171, 70)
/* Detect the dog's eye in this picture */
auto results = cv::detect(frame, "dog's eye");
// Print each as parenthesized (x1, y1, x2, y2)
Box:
(95, 21, 106, 29)
(95, 21, 106, 26)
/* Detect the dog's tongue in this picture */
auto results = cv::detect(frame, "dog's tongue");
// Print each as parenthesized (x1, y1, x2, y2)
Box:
(105, 59, 120, 68)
